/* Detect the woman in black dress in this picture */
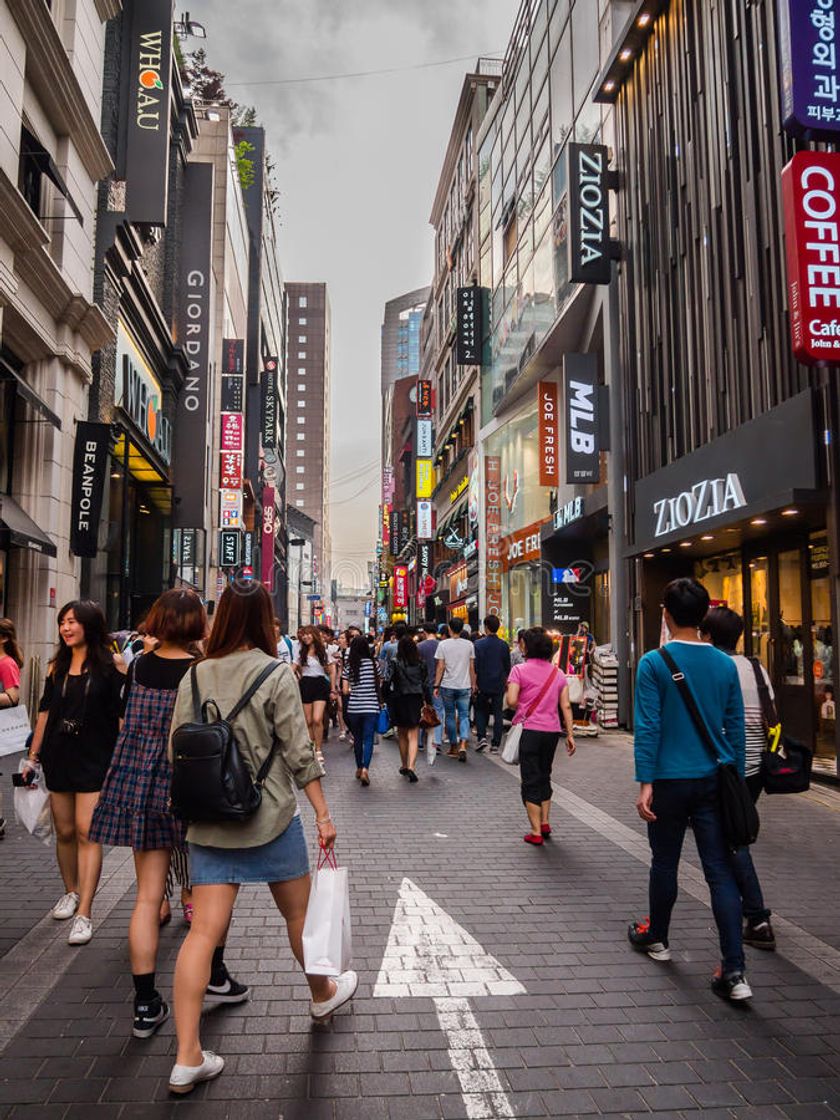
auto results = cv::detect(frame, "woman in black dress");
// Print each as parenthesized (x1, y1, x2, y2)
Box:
(387, 635, 432, 783)
(26, 601, 124, 945)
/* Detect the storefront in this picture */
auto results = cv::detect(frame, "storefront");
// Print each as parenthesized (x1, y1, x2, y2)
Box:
(540, 492, 611, 642)
(630, 391, 836, 773)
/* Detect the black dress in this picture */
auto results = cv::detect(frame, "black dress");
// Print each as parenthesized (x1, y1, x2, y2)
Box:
(387, 660, 430, 730)
(38, 665, 124, 793)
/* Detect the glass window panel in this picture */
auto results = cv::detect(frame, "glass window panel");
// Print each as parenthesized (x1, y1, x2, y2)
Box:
(575, 89, 602, 144)
(530, 0, 548, 48)
(548, 0, 570, 53)
(549, 35, 572, 155)
(572, 2, 600, 114)
(533, 180, 552, 244)
(533, 226, 555, 326)
(551, 149, 567, 213)
(531, 32, 549, 96)
(532, 79, 549, 147)
(778, 550, 804, 685)
(533, 134, 551, 202)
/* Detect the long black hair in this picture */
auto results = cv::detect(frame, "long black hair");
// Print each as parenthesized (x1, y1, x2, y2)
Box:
(347, 634, 373, 684)
(396, 634, 419, 666)
(51, 600, 114, 677)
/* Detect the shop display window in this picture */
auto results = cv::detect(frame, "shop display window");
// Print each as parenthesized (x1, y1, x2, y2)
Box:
(695, 551, 744, 642)
(810, 534, 834, 760)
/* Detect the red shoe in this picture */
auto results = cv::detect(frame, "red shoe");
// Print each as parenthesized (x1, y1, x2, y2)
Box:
(541, 824, 552, 837)
(524, 833, 544, 845)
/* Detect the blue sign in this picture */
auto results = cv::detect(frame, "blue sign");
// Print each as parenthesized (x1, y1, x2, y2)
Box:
(364, 601, 372, 617)
(779, 0, 840, 137)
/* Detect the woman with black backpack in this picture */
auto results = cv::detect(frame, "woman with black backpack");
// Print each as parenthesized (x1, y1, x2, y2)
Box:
(167, 583, 355, 1095)
(387, 634, 432, 783)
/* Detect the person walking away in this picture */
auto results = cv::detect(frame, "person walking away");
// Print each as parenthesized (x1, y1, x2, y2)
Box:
(505, 627, 575, 844)
(416, 626, 444, 756)
(341, 635, 380, 785)
(293, 626, 335, 769)
(0, 618, 23, 838)
(89, 590, 246, 1038)
(474, 616, 511, 753)
(700, 607, 776, 950)
(388, 635, 431, 782)
(510, 629, 526, 668)
(629, 578, 750, 1002)
(319, 625, 340, 740)
(168, 584, 356, 1094)
(433, 617, 476, 761)
(274, 619, 294, 665)
(25, 602, 124, 944)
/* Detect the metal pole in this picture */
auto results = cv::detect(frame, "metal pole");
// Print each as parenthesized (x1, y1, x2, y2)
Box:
(297, 542, 303, 634)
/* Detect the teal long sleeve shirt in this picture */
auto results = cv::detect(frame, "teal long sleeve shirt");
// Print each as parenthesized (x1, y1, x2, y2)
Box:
(633, 641, 746, 783)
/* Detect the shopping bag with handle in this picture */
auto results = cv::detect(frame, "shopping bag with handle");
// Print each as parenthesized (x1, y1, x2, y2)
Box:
(13, 761, 53, 844)
(302, 846, 352, 977)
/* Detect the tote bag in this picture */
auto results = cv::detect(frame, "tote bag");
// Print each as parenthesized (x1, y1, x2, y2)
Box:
(501, 665, 559, 765)
(0, 704, 31, 757)
(302, 847, 352, 977)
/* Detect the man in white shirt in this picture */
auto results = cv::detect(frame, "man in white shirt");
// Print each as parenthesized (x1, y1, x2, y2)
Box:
(433, 617, 477, 761)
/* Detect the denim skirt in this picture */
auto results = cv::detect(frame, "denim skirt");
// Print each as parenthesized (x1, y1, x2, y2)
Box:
(189, 814, 310, 885)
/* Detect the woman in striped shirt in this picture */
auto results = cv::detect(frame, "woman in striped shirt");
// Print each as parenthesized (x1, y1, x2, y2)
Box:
(701, 607, 776, 951)
(342, 636, 382, 787)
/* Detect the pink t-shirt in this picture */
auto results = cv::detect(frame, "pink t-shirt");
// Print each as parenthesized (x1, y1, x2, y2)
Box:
(0, 654, 20, 692)
(509, 660, 567, 731)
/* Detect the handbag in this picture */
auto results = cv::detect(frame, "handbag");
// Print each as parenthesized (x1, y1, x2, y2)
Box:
(0, 703, 31, 757)
(501, 664, 559, 765)
(302, 846, 353, 977)
(419, 702, 440, 729)
(170, 661, 281, 823)
(12, 760, 53, 844)
(372, 659, 391, 734)
(749, 659, 812, 795)
(657, 648, 759, 849)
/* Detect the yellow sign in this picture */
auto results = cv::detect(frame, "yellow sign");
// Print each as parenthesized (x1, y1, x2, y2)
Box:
(449, 474, 469, 504)
(416, 458, 433, 499)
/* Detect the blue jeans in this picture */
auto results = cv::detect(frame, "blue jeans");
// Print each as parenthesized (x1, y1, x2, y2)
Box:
(423, 692, 445, 748)
(347, 712, 376, 769)
(647, 776, 745, 974)
(441, 687, 471, 747)
(731, 774, 770, 923)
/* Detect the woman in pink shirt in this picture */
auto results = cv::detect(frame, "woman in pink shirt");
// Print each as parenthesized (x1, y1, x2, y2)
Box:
(0, 618, 22, 708)
(505, 627, 575, 845)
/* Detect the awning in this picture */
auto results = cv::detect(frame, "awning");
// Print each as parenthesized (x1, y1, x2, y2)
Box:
(0, 495, 56, 557)
(0, 357, 61, 429)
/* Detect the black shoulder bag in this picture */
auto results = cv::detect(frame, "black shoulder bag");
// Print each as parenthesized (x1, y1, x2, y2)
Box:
(657, 648, 759, 850)
(171, 661, 281, 823)
(748, 658, 812, 795)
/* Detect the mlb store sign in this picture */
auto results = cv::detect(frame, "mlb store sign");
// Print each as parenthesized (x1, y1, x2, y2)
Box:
(782, 150, 840, 364)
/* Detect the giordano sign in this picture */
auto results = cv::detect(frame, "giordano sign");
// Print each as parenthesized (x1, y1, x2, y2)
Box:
(115, 322, 172, 466)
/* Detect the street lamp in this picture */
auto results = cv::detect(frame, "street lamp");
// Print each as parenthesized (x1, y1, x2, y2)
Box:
(290, 537, 306, 632)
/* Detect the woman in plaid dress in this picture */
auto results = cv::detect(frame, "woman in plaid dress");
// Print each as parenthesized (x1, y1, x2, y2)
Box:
(90, 590, 247, 1040)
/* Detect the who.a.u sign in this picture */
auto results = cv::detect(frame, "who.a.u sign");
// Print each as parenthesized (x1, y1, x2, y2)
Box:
(782, 150, 840, 365)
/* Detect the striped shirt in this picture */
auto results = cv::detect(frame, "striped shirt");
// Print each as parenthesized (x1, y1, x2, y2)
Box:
(342, 658, 380, 715)
(730, 654, 774, 777)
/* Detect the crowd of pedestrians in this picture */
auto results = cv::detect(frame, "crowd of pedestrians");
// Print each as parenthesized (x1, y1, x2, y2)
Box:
(4, 573, 795, 1096)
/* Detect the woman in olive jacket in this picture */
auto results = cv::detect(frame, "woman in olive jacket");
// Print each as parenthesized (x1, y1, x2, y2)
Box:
(166, 584, 356, 1095)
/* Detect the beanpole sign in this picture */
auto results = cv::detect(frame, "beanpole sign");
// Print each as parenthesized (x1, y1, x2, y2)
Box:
(70, 422, 110, 558)
(782, 150, 840, 364)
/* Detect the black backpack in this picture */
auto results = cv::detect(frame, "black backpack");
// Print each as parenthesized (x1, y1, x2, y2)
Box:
(171, 661, 281, 823)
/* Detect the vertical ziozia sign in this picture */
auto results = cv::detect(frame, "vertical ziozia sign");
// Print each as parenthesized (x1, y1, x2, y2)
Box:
(123, 0, 174, 224)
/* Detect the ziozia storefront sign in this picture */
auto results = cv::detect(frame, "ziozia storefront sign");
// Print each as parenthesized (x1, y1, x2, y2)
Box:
(653, 474, 746, 537)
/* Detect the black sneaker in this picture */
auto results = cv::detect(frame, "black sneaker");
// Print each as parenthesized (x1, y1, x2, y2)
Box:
(205, 965, 251, 1004)
(711, 969, 752, 1001)
(627, 919, 671, 961)
(743, 919, 776, 951)
(133, 996, 170, 1039)
(476, 738, 488, 753)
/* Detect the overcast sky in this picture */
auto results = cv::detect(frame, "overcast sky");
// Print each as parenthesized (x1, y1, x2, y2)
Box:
(195, 0, 517, 590)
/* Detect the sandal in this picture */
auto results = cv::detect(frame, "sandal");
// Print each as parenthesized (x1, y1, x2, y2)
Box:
(524, 833, 544, 846)
(182, 902, 193, 925)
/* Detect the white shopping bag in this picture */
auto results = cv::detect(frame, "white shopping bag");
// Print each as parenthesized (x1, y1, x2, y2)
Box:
(0, 705, 32, 757)
(302, 847, 352, 977)
(13, 761, 53, 845)
(501, 722, 523, 764)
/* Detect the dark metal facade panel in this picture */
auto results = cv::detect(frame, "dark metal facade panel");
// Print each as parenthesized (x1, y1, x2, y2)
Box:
(616, 0, 808, 496)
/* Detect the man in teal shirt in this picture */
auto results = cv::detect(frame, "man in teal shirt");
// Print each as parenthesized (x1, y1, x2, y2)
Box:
(629, 578, 750, 1002)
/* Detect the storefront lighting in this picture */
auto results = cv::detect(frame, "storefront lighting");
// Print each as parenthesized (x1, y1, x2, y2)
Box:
(594, 0, 666, 104)
(603, 80, 617, 94)
(643, 552, 654, 559)
(110, 471, 121, 480)
(679, 541, 692, 548)
(751, 518, 767, 526)
(638, 12, 652, 26)
(782, 508, 799, 517)
(620, 48, 634, 61)
(701, 534, 714, 541)
(661, 547, 672, 553)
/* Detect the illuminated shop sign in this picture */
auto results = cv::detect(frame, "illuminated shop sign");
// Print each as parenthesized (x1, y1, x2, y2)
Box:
(116, 322, 172, 464)
(538, 381, 559, 486)
(564, 354, 600, 484)
(456, 286, 484, 364)
(778, 0, 840, 138)
(653, 475, 747, 538)
(567, 143, 611, 285)
(449, 474, 469, 505)
(123, 0, 174, 224)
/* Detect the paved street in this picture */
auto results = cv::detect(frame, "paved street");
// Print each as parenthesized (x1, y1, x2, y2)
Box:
(2, 734, 840, 1120)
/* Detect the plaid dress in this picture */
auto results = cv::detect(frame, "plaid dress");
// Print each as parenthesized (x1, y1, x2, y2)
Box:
(89, 678, 186, 851)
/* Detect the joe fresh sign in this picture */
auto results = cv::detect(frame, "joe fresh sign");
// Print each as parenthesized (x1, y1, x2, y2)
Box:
(782, 150, 840, 364)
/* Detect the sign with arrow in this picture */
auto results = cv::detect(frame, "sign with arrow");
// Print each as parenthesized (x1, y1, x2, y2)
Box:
(374, 878, 524, 1119)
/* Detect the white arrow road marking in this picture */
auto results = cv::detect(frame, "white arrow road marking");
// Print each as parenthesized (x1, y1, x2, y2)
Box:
(374, 877, 525, 1120)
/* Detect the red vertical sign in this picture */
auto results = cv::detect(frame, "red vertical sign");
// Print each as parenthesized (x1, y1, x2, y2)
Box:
(538, 381, 559, 486)
(393, 564, 408, 609)
(261, 487, 275, 588)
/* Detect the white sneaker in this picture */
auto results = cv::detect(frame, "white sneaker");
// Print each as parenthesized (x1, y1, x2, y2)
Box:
(168, 1050, 225, 1094)
(67, 915, 93, 945)
(52, 891, 79, 921)
(310, 969, 358, 1022)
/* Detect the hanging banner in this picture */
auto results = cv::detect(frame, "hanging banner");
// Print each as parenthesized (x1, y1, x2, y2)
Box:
(393, 564, 409, 609)
(564, 354, 600, 484)
(222, 338, 244, 374)
(416, 419, 433, 458)
(218, 529, 241, 569)
(219, 489, 242, 529)
(123, 0, 174, 225)
(220, 412, 244, 452)
(70, 422, 110, 558)
(567, 143, 611, 285)
(538, 380, 559, 486)
(417, 500, 433, 540)
(382, 468, 395, 503)
(398, 510, 412, 553)
(484, 455, 503, 616)
(174, 161, 213, 527)
(456, 286, 484, 364)
(416, 458, 433, 499)
(220, 451, 243, 490)
(778, 0, 840, 138)
(782, 150, 840, 364)
(261, 487, 275, 587)
(260, 357, 278, 451)
(417, 379, 433, 416)
(221, 376, 243, 413)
